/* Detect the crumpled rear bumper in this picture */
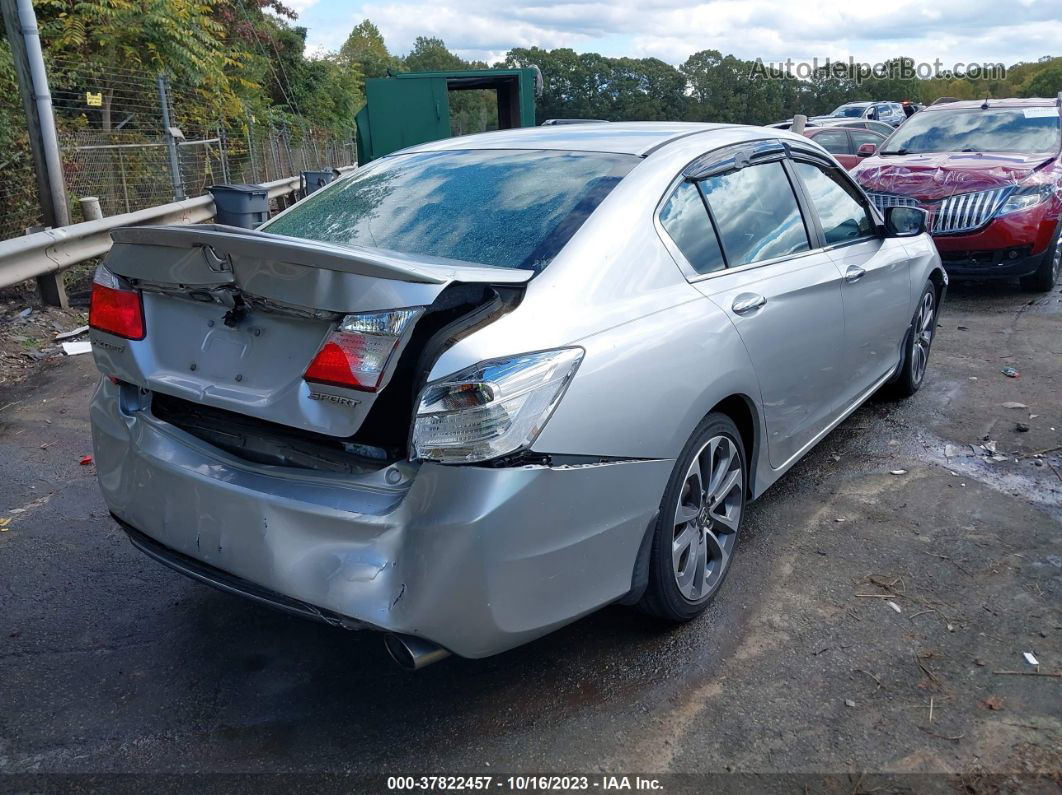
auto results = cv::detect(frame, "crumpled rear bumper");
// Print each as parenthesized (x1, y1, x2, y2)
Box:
(90, 378, 672, 658)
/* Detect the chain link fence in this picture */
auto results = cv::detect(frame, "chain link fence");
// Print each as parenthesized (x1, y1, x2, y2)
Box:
(0, 48, 357, 240)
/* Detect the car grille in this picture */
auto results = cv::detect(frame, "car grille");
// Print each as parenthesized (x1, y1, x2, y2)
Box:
(866, 192, 919, 210)
(932, 187, 1009, 234)
(866, 188, 1010, 235)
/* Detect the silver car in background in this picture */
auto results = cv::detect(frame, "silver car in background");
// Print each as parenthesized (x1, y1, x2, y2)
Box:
(88, 123, 945, 668)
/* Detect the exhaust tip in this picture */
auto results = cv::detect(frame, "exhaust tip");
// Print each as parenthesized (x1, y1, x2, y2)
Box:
(384, 633, 451, 670)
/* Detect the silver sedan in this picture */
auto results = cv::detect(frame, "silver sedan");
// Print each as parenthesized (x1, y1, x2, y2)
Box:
(88, 122, 944, 667)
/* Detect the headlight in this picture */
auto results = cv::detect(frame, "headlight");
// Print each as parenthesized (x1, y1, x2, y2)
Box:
(412, 348, 584, 464)
(996, 184, 1054, 217)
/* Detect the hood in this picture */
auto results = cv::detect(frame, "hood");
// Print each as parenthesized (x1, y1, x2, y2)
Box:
(853, 151, 1055, 200)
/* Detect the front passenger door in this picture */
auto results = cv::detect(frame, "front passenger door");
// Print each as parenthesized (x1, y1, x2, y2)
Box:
(790, 158, 913, 402)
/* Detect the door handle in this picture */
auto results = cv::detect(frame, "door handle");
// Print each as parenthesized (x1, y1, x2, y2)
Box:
(844, 265, 866, 283)
(732, 293, 767, 315)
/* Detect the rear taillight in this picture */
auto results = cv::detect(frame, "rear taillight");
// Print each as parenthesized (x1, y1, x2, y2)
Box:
(304, 308, 423, 392)
(89, 265, 145, 340)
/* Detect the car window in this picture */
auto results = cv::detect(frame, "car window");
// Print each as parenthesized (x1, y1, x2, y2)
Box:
(850, 130, 884, 149)
(698, 161, 810, 266)
(812, 130, 850, 155)
(658, 181, 725, 274)
(882, 108, 1061, 154)
(794, 161, 876, 246)
(263, 149, 639, 271)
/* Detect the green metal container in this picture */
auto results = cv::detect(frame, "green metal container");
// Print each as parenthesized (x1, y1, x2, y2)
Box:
(355, 68, 539, 163)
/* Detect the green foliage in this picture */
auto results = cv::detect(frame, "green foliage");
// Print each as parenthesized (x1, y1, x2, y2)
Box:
(0, 39, 42, 238)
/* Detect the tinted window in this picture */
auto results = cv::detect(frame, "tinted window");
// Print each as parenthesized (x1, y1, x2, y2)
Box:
(882, 108, 1061, 154)
(851, 130, 884, 149)
(659, 181, 725, 274)
(794, 161, 875, 245)
(264, 149, 639, 270)
(832, 105, 866, 118)
(813, 130, 850, 155)
(699, 161, 809, 266)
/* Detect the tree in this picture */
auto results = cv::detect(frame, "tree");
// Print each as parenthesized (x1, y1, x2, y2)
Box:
(339, 19, 397, 82)
(37, 0, 239, 130)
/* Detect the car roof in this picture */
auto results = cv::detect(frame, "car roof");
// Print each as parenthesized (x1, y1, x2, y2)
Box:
(838, 101, 873, 107)
(401, 122, 737, 157)
(925, 97, 1059, 112)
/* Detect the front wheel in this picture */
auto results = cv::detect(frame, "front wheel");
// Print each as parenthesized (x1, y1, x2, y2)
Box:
(639, 413, 746, 622)
(1019, 222, 1061, 293)
(885, 281, 937, 399)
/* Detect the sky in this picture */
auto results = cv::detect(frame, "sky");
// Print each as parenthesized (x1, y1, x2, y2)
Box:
(287, 0, 1060, 71)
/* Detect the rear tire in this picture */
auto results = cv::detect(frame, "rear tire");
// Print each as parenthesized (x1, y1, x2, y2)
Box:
(885, 281, 938, 400)
(1019, 222, 1061, 293)
(639, 413, 746, 622)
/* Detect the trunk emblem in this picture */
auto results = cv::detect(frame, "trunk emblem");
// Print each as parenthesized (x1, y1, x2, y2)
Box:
(308, 391, 360, 408)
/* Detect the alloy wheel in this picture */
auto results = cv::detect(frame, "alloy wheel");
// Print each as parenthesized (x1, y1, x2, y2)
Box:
(911, 290, 935, 385)
(671, 435, 743, 602)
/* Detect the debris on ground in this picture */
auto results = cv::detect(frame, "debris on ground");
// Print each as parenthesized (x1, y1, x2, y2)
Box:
(61, 341, 92, 356)
(981, 696, 1004, 710)
(79, 455, 93, 466)
(890, 469, 907, 475)
(1023, 652, 1039, 666)
(886, 600, 902, 614)
(1000, 367, 1020, 378)
(1016, 422, 1030, 433)
(1, 297, 90, 385)
(1001, 401, 1028, 409)
(844, 699, 856, 708)
(54, 325, 89, 341)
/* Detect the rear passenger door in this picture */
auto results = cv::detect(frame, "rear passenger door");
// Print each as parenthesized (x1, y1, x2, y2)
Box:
(787, 150, 913, 402)
(657, 140, 848, 469)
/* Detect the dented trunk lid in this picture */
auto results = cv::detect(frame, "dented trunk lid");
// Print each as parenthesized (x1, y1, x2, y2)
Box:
(93, 224, 531, 439)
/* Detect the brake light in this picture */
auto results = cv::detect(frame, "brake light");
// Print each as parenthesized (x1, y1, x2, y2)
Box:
(304, 308, 423, 392)
(89, 265, 145, 340)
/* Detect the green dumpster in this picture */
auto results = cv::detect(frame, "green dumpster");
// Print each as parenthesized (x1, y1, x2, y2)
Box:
(355, 68, 540, 164)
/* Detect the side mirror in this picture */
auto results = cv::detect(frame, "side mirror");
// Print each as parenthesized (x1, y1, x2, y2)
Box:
(857, 142, 877, 157)
(884, 206, 927, 237)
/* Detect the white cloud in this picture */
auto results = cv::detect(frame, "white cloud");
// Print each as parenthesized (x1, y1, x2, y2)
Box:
(303, 0, 1061, 68)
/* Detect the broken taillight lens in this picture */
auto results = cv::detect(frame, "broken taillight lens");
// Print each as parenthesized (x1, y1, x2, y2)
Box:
(304, 308, 423, 392)
(89, 264, 145, 340)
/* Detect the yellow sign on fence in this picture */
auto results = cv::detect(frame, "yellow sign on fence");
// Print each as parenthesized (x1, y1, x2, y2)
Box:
(86, 92, 103, 107)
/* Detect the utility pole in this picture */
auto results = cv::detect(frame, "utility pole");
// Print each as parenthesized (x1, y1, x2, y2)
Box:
(157, 74, 186, 200)
(2, 0, 70, 306)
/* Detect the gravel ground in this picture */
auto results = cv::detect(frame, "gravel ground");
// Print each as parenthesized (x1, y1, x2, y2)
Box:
(0, 279, 1059, 790)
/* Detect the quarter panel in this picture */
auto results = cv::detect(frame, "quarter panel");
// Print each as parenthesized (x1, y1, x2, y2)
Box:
(532, 294, 763, 462)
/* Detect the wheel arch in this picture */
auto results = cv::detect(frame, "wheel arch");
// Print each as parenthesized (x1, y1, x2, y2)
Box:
(707, 393, 761, 500)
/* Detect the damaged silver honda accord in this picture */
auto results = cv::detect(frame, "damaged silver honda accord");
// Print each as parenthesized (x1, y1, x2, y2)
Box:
(90, 123, 945, 668)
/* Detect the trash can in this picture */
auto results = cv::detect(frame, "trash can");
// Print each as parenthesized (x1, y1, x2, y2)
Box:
(208, 184, 269, 229)
(302, 170, 335, 197)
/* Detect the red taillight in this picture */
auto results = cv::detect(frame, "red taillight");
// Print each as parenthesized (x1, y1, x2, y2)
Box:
(304, 332, 398, 391)
(303, 309, 423, 393)
(89, 267, 144, 340)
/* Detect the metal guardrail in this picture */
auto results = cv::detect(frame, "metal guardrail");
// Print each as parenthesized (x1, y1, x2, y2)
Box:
(0, 167, 354, 291)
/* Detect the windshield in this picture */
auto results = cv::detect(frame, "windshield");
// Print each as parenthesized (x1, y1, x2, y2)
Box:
(831, 105, 866, 118)
(881, 108, 1061, 155)
(263, 149, 638, 271)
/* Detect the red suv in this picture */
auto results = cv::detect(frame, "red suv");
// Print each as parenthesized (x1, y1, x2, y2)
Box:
(853, 98, 1062, 291)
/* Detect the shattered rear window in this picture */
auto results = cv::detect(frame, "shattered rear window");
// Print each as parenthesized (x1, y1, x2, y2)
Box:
(263, 149, 639, 271)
